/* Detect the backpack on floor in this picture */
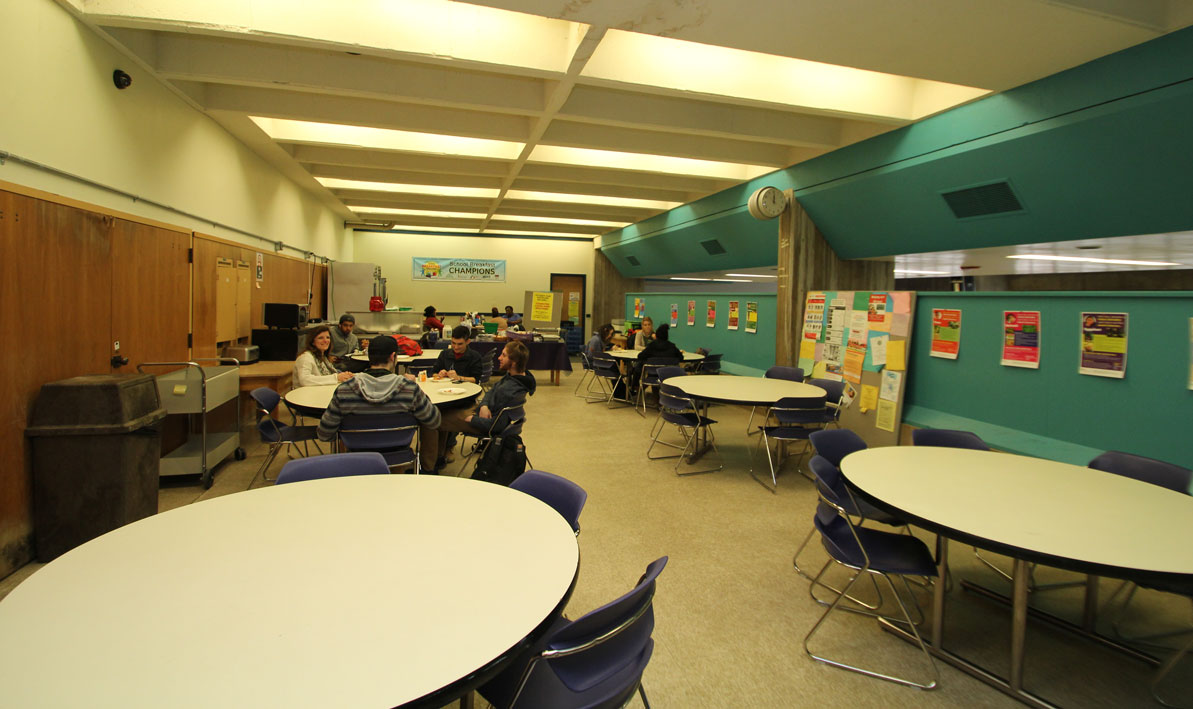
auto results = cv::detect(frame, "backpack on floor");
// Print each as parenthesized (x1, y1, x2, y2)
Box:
(471, 435, 527, 486)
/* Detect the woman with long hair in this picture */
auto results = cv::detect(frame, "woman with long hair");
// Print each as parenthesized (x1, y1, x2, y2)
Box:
(424, 305, 444, 336)
(586, 323, 615, 359)
(633, 316, 654, 350)
(294, 325, 354, 387)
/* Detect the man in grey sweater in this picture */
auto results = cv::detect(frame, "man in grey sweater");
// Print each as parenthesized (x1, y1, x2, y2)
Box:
(317, 335, 441, 470)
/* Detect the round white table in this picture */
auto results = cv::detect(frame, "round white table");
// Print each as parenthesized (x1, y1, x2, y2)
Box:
(840, 446, 1193, 706)
(605, 349, 705, 363)
(286, 379, 482, 411)
(349, 352, 439, 365)
(671, 374, 825, 405)
(0, 475, 579, 709)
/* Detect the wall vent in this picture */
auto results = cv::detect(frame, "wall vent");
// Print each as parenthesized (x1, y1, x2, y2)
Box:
(941, 181, 1024, 219)
(625, 255, 640, 266)
(700, 239, 727, 255)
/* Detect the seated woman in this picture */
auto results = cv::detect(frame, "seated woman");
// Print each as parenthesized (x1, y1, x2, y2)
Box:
(585, 324, 615, 360)
(632, 323, 682, 390)
(423, 305, 445, 336)
(633, 316, 654, 351)
(294, 325, 354, 387)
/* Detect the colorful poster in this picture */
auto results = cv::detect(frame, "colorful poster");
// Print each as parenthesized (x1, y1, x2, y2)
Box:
(686, 300, 696, 326)
(633, 298, 643, 319)
(530, 292, 555, 321)
(567, 292, 580, 321)
(706, 300, 716, 328)
(745, 302, 758, 334)
(1079, 312, 1128, 378)
(727, 301, 740, 330)
(803, 293, 825, 340)
(1001, 311, 1041, 369)
(670, 303, 679, 327)
(930, 309, 962, 359)
(412, 257, 505, 282)
(843, 345, 865, 384)
(868, 293, 887, 322)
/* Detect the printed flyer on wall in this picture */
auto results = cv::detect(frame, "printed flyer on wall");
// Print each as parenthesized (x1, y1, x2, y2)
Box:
(686, 300, 695, 326)
(706, 300, 716, 327)
(1079, 312, 1128, 378)
(530, 292, 555, 321)
(670, 303, 679, 327)
(745, 302, 758, 333)
(803, 293, 825, 339)
(633, 298, 644, 319)
(1001, 311, 1041, 368)
(929, 308, 962, 359)
(727, 301, 740, 330)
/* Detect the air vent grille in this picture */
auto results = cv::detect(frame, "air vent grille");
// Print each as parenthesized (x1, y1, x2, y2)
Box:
(625, 255, 640, 266)
(941, 182, 1024, 219)
(700, 239, 726, 256)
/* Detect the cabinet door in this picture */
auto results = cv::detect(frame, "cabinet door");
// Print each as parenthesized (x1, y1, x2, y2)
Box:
(215, 259, 237, 343)
(236, 261, 251, 339)
(110, 220, 190, 370)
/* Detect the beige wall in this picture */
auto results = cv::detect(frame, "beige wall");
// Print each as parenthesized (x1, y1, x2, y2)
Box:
(0, 0, 351, 261)
(352, 230, 596, 319)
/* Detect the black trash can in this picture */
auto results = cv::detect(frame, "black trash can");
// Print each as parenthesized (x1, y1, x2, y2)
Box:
(26, 374, 167, 562)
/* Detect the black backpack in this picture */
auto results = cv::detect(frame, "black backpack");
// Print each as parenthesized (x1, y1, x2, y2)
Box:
(470, 434, 527, 486)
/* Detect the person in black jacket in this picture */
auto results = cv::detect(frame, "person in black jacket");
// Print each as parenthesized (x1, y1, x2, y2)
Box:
(632, 323, 682, 391)
(433, 325, 484, 383)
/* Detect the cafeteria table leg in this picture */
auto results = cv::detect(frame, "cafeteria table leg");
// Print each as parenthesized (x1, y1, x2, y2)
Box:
(931, 537, 948, 649)
(1082, 575, 1099, 632)
(1009, 558, 1030, 692)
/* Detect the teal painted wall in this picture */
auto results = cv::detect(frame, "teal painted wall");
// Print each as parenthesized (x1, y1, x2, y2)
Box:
(906, 292, 1193, 468)
(601, 26, 1193, 276)
(624, 293, 776, 376)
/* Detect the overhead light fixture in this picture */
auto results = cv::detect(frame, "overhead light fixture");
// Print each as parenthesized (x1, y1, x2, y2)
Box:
(387, 224, 481, 233)
(348, 206, 487, 219)
(894, 269, 951, 275)
(670, 277, 712, 281)
(725, 273, 778, 278)
(713, 278, 753, 282)
(1006, 255, 1181, 267)
(318, 177, 499, 199)
(528, 144, 773, 181)
(250, 117, 524, 160)
(491, 213, 628, 227)
(482, 229, 598, 238)
(504, 189, 681, 210)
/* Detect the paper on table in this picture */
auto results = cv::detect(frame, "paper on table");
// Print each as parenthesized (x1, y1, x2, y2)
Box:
(859, 385, 879, 412)
(875, 399, 897, 432)
(891, 292, 911, 314)
(885, 340, 906, 371)
(890, 313, 910, 337)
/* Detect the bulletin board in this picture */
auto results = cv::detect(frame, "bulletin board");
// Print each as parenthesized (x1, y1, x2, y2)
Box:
(798, 291, 917, 449)
(522, 290, 565, 329)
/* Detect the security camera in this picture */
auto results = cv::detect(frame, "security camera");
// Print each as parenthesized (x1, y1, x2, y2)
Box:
(112, 70, 132, 90)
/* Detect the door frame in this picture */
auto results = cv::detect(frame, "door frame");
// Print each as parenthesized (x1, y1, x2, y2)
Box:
(549, 272, 587, 328)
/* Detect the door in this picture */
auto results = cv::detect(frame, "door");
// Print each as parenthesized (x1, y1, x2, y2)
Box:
(110, 219, 191, 371)
(549, 273, 586, 329)
(236, 260, 251, 340)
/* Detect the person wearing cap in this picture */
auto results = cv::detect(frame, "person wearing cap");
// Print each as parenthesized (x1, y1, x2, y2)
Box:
(328, 313, 359, 365)
(317, 334, 441, 472)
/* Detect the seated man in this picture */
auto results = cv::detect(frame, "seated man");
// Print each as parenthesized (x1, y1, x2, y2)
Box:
(432, 325, 484, 383)
(503, 305, 522, 326)
(327, 313, 359, 370)
(430, 340, 536, 471)
(317, 334, 441, 470)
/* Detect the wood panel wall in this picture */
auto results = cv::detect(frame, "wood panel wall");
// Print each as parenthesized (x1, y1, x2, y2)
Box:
(592, 249, 643, 337)
(776, 194, 894, 366)
(192, 233, 328, 359)
(0, 189, 190, 577)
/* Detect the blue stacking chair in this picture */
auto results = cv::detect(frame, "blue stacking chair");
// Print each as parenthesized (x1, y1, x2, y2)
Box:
(275, 452, 389, 485)
(589, 354, 631, 409)
(805, 378, 849, 428)
(751, 393, 827, 491)
(697, 353, 722, 374)
(250, 387, 321, 483)
(637, 356, 680, 415)
(477, 557, 668, 709)
(458, 400, 529, 475)
(572, 352, 596, 399)
(656, 365, 686, 382)
(510, 470, 587, 535)
(647, 382, 721, 475)
(478, 353, 496, 392)
(338, 411, 421, 473)
(804, 475, 939, 689)
(406, 360, 436, 377)
(747, 365, 806, 435)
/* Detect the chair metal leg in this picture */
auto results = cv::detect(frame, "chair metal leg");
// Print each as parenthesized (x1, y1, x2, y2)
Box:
(638, 683, 651, 709)
(256, 441, 284, 482)
(1152, 610, 1193, 708)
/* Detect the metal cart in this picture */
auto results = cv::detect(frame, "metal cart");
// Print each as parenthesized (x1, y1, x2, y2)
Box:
(138, 359, 246, 489)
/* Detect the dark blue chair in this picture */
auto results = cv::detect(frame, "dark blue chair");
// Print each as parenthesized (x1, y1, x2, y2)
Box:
(510, 470, 587, 535)
(806, 378, 849, 428)
(573, 352, 596, 399)
(338, 411, 421, 473)
(804, 473, 939, 689)
(697, 353, 722, 374)
(656, 365, 686, 382)
(477, 557, 668, 709)
(275, 452, 389, 485)
(637, 356, 680, 415)
(406, 361, 436, 377)
(479, 354, 496, 391)
(589, 354, 630, 409)
(459, 401, 528, 475)
(250, 387, 321, 482)
(911, 428, 991, 451)
(810, 428, 868, 468)
(747, 366, 807, 435)
(647, 382, 721, 475)
(752, 393, 827, 491)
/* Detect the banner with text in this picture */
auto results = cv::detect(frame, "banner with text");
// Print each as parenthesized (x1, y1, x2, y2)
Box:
(412, 257, 506, 282)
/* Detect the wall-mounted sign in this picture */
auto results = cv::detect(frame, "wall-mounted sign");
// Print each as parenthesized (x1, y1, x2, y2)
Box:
(1001, 310, 1041, 369)
(412, 257, 505, 282)
(1079, 312, 1127, 378)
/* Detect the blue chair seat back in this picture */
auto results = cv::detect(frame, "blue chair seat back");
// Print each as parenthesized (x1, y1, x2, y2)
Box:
(809, 429, 868, 467)
(641, 357, 680, 386)
(911, 428, 991, 451)
(766, 366, 805, 382)
(770, 394, 827, 424)
(656, 365, 686, 382)
(1088, 451, 1192, 494)
(276, 452, 389, 484)
(510, 470, 587, 533)
(339, 412, 418, 451)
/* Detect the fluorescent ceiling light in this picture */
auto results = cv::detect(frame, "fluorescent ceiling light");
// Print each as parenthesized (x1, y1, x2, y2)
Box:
(713, 278, 753, 282)
(349, 205, 487, 219)
(1006, 255, 1182, 267)
(318, 177, 499, 199)
(504, 189, 681, 210)
(670, 277, 712, 281)
(251, 117, 524, 160)
(482, 229, 599, 238)
(387, 225, 480, 233)
(491, 213, 628, 227)
(583, 30, 989, 121)
(894, 269, 951, 275)
(725, 273, 778, 278)
(528, 144, 772, 181)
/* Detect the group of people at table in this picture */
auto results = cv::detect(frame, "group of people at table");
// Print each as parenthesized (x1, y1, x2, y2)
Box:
(290, 313, 534, 472)
(584, 316, 686, 392)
